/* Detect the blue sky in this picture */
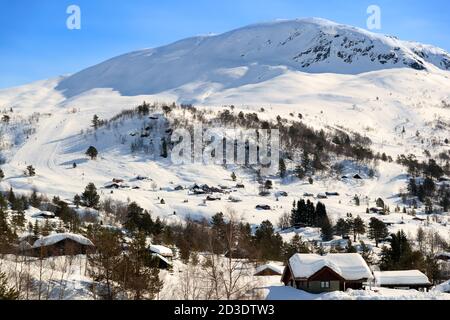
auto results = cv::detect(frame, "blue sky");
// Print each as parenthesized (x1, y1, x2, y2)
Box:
(0, 0, 449, 89)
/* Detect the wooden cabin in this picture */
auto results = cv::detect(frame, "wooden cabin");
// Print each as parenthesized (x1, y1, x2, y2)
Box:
(150, 244, 174, 259)
(29, 233, 95, 257)
(282, 253, 372, 293)
(373, 270, 432, 291)
(254, 264, 283, 276)
(32, 211, 56, 219)
(150, 253, 173, 270)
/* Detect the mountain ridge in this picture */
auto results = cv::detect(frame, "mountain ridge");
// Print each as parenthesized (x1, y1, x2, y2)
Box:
(56, 18, 450, 98)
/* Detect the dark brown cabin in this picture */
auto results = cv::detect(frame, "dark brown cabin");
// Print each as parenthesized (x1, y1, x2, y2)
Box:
(281, 254, 372, 294)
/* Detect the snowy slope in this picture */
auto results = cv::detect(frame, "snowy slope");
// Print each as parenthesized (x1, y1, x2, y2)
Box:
(56, 18, 450, 98)
(0, 17, 450, 246)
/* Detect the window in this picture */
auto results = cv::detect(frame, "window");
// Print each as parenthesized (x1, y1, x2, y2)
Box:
(320, 281, 330, 289)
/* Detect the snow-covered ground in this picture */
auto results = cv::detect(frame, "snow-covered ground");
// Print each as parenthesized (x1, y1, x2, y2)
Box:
(265, 285, 450, 300)
(1, 17, 450, 300)
(1, 68, 450, 232)
(2, 253, 449, 300)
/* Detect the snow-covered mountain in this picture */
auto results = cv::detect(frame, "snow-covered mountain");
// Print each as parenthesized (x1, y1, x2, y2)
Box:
(57, 18, 450, 97)
(1, 18, 450, 301)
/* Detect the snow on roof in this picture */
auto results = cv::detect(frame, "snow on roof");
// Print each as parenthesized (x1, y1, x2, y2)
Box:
(289, 253, 373, 281)
(150, 244, 173, 257)
(374, 270, 431, 286)
(255, 263, 284, 275)
(32, 211, 55, 218)
(32, 233, 94, 249)
(436, 252, 450, 258)
(152, 253, 173, 266)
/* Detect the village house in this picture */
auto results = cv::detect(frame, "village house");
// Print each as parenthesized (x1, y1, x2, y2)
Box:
(149, 244, 174, 269)
(225, 248, 250, 259)
(373, 270, 432, 291)
(254, 263, 284, 276)
(369, 207, 384, 214)
(32, 211, 56, 219)
(281, 253, 373, 293)
(150, 244, 174, 259)
(150, 253, 173, 270)
(29, 233, 95, 257)
(38, 201, 61, 213)
(436, 252, 450, 262)
(435, 253, 450, 280)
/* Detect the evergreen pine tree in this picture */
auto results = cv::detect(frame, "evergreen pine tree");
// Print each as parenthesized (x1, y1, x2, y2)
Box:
(283, 234, 310, 260)
(368, 217, 388, 247)
(32, 220, 40, 236)
(0, 271, 18, 300)
(320, 216, 333, 242)
(305, 200, 315, 227)
(334, 218, 350, 238)
(7, 188, 15, 205)
(301, 150, 310, 174)
(86, 146, 98, 160)
(81, 183, 100, 209)
(124, 232, 164, 300)
(125, 202, 144, 233)
(350, 216, 366, 242)
(0, 194, 6, 211)
(73, 194, 82, 208)
(279, 158, 287, 179)
(92, 114, 100, 130)
(210, 212, 226, 254)
(440, 192, 450, 212)
(294, 165, 305, 179)
(30, 190, 41, 208)
(26, 165, 36, 176)
(160, 138, 168, 158)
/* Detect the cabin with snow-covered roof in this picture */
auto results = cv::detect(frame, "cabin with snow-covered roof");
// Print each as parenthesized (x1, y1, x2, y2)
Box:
(149, 253, 173, 270)
(373, 270, 432, 291)
(435, 252, 450, 261)
(149, 244, 173, 258)
(29, 233, 95, 257)
(254, 264, 284, 276)
(281, 253, 373, 293)
(32, 211, 56, 219)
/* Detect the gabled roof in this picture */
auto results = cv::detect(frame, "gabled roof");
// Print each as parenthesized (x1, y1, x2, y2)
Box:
(373, 270, 431, 286)
(32, 233, 94, 249)
(150, 244, 173, 257)
(255, 263, 284, 275)
(152, 253, 173, 266)
(288, 253, 373, 281)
